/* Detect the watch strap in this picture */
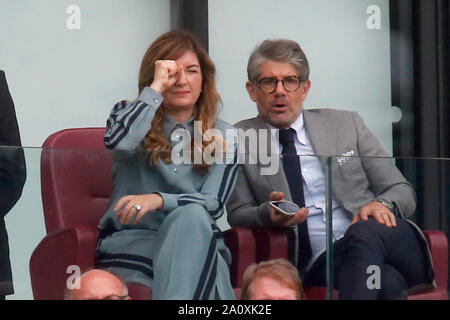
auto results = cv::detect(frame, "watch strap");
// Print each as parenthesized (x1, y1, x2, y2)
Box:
(375, 199, 395, 213)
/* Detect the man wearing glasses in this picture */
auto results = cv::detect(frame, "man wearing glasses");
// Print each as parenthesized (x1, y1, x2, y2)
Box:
(227, 39, 434, 299)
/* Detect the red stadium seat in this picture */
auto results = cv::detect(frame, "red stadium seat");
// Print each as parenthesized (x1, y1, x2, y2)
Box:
(29, 128, 255, 300)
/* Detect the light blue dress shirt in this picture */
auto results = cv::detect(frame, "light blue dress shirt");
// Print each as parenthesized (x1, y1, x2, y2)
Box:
(268, 113, 352, 270)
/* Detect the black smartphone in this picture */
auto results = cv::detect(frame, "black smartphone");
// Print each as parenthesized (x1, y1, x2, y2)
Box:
(269, 200, 299, 216)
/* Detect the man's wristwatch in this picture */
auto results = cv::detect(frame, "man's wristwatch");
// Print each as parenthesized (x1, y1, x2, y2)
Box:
(375, 199, 395, 213)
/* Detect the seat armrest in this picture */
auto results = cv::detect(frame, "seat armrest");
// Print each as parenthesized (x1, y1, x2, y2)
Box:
(29, 225, 98, 300)
(423, 230, 448, 290)
(127, 283, 153, 300)
(223, 227, 255, 288)
(253, 228, 289, 262)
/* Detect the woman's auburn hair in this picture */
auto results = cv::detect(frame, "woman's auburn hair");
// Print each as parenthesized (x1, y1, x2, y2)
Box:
(138, 30, 222, 171)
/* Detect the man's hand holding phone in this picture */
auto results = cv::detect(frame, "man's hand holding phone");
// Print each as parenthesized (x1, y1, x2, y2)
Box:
(268, 191, 308, 227)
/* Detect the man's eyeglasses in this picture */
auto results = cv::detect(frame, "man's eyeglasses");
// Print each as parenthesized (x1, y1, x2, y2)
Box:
(254, 76, 303, 94)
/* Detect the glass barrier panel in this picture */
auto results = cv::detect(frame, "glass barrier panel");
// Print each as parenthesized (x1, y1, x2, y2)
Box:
(3, 147, 448, 300)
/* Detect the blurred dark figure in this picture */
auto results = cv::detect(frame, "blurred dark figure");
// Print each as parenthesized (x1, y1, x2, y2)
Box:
(0, 70, 26, 299)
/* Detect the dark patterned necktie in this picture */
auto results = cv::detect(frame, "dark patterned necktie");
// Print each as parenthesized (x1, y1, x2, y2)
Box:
(279, 128, 312, 275)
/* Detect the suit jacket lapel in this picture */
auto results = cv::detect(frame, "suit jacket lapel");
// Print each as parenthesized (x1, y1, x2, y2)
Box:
(303, 109, 336, 158)
(251, 117, 293, 201)
(249, 112, 337, 202)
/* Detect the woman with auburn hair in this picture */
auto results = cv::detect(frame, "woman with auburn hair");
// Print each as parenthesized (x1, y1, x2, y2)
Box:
(95, 30, 239, 300)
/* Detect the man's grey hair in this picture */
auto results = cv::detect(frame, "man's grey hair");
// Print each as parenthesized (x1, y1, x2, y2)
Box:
(247, 39, 310, 82)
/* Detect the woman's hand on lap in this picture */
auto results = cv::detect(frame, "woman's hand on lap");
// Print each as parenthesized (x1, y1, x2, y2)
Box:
(115, 193, 164, 224)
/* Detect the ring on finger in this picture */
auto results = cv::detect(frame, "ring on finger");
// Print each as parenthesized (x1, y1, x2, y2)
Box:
(134, 204, 141, 212)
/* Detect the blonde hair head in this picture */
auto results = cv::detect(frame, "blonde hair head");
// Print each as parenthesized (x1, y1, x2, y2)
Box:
(240, 259, 304, 300)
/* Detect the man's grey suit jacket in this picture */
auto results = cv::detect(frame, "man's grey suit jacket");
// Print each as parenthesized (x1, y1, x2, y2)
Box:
(227, 108, 415, 227)
(226, 108, 435, 285)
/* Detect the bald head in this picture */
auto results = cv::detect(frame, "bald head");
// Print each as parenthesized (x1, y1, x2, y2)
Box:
(67, 269, 130, 300)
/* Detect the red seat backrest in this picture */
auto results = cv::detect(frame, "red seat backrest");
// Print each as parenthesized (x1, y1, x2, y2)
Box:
(41, 128, 113, 234)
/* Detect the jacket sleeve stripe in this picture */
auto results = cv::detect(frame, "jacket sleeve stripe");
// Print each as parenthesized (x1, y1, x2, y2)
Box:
(104, 101, 148, 149)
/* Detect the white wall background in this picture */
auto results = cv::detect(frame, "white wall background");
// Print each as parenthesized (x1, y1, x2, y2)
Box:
(1, 0, 170, 147)
(1, 0, 170, 299)
(1, 0, 394, 299)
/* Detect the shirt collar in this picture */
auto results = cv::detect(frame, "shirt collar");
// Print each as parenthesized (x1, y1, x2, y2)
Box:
(164, 112, 195, 138)
(266, 113, 307, 146)
(290, 113, 307, 145)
